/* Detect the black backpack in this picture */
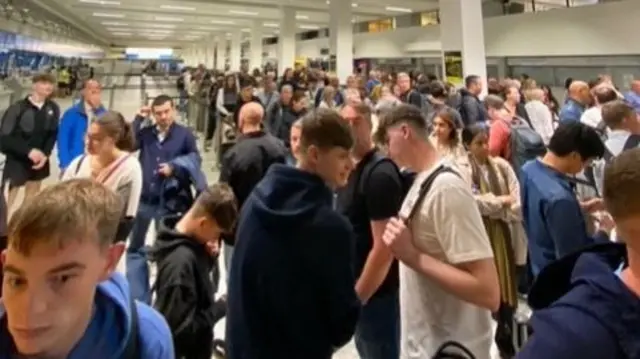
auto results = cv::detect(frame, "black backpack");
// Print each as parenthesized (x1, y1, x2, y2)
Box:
(356, 151, 416, 200)
(432, 341, 476, 359)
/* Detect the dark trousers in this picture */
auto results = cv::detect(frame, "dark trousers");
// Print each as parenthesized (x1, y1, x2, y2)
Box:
(354, 291, 400, 359)
(206, 110, 217, 141)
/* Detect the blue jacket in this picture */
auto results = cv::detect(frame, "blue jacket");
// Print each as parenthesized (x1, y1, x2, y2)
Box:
(162, 151, 207, 215)
(57, 101, 106, 169)
(133, 116, 200, 204)
(559, 98, 585, 124)
(226, 164, 359, 359)
(520, 159, 608, 276)
(518, 243, 640, 359)
(0, 272, 174, 358)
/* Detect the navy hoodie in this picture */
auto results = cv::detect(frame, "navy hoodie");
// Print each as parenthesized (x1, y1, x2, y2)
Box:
(226, 164, 360, 359)
(518, 243, 640, 359)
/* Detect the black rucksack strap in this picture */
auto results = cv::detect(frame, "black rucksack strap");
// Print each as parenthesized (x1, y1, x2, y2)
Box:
(405, 165, 460, 222)
(122, 296, 140, 359)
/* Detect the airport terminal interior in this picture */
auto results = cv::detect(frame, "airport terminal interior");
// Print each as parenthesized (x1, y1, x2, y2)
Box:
(1, 0, 640, 358)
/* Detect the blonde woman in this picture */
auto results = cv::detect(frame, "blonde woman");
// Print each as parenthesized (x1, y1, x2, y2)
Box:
(525, 88, 555, 145)
(318, 85, 337, 109)
(429, 107, 467, 167)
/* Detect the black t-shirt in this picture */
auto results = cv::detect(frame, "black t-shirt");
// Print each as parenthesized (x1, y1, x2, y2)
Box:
(336, 149, 405, 297)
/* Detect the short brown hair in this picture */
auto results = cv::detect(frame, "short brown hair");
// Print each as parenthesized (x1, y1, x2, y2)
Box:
(95, 111, 136, 151)
(299, 109, 354, 151)
(32, 73, 55, 84)
(484, 95, 505, 110)
(374, 104, 427, 144)
(192, 183, 238, 233)
(601, 100, 634, 129)
(603, 147, 640, 219)
(8, 179, 123, 255)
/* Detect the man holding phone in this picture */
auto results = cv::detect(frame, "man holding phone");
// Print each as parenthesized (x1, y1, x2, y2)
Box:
(128, 94, 201, 304)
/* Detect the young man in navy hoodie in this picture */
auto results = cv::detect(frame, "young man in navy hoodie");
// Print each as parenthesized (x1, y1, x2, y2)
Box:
(226, 108, 360, 359)
(0, 179, 173, 358)
(151, 183, 238, 359)
(518, 148, 640, 359)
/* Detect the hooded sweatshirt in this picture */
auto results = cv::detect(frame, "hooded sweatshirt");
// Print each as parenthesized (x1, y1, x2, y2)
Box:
(226, 164, 360, 359)
(149, 216, 219, 359)
(517, 243, 640, 359)
(0, 272, 173, 358)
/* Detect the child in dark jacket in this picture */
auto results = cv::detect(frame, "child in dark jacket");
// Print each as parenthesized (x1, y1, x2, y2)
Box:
(150, 183, 238, 359)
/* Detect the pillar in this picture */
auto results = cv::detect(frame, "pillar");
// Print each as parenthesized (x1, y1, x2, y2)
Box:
(229, 30, 242, 71)
(206, 38, 215, 69)
(277, 6, 296, 77)
(249, 21, 263, 71)
(439, 0, 487, 94)
(329, 0, 353, 85)
(215, 38, 225, 71)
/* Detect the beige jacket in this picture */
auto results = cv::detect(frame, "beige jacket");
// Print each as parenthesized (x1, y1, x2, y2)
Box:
(458, 156, 528, 266)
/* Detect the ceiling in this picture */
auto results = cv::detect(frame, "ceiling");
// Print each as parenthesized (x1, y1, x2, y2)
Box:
(39, 0, 440, 48)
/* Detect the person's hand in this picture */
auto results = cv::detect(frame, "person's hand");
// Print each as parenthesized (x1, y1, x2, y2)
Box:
(382, 217, 419, 264)
(581, 197, 605, 213)
(205, 240, 220, 257)
(498, 195, 514, 207)
(28, 149, 45, 164)
(595, 213, 615, 235)
(157, 163, 173, 177)
(32, 156, 48, 170)
(138, 105, 151, 117)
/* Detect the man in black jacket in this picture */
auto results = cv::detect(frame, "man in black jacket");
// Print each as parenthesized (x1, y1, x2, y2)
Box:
(0, 73, 59, 211)
(151, 183, 238, 359)
(219, 102, 288, 271)
(457, 75, 487, 126)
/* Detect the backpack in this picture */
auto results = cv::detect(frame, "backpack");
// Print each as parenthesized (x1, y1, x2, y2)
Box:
(432, 341, 476, 359)
(508, 119, 546, 178)
(356, 151, 416, 201)
(122, 295, 140, 359)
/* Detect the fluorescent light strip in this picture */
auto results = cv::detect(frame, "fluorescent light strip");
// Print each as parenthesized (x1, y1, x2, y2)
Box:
(198, 26, 219, 31)
(298, 25, 319, 30)
(160, 5, 196, 11)
(154, 17, 184, 22)
(80, 0, 120, 5)
(93, 12, 125, 18)
(296, 15, 308, 20)
(385, 6, 412, 13)
(263, 23, 279, 28)
(211, 20, 234, 24)
(229, 10, 258, 16)
(101, 21, 128, 26)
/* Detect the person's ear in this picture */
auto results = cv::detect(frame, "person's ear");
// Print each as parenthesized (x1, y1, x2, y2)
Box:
(100, 242, 125, 281)
(307, 145, 320, 165)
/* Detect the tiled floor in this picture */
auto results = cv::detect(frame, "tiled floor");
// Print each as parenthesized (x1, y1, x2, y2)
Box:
(33, 76, 359, 358)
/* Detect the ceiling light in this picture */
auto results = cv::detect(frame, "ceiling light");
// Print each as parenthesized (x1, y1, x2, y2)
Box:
(160, 5, 195, 11)
(147, 23, 176, 28)
(263, 22, 279, 28)
(298, 24, 319, 30)
(155, 16, 184, 22)
(385, 6, 412, 13)
(352, 3, 357, 7)
(101, 21, 127, 25)
(211, 19, 234, 24)
(198, 26, 219, 31)
(296, 14, 308, 20)
(106, 27, 131, 31)
(111, 32, 131, 36)
(229, 10, 258, 16)
(241, 28, 250, 32)
(93, 12, 124, 18)
(80, 0, 120, 5)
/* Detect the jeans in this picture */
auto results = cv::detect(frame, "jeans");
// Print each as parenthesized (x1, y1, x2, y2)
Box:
(223, 242, 234, 278)
(127, 201, 162, 304)
(354, 291, 400, 359)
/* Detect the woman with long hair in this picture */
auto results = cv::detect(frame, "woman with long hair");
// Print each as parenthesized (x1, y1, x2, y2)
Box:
(429, 108, 467, 166)
(461, 124, 527, 359)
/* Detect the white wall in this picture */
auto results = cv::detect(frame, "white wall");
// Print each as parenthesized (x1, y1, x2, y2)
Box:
(263, 1, 640, 59)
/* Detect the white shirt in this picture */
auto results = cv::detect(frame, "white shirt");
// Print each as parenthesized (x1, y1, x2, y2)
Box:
(397, 161, 494, 359)
(525, 100, 555, 145)
(580, 106, 603, 129)
(62, 153, 143, 217)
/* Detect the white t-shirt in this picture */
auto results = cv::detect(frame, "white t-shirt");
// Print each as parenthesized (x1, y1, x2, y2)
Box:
(397, 161, 495, 359)
(62, 153, 143, 217)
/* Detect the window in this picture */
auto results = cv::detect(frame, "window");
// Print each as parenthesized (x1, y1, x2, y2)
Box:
(420, 11, 439, 26)
(367, 18, 394, 33)
(519, 0, 604, 12)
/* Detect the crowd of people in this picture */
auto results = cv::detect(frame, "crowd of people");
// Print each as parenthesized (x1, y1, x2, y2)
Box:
(0, 62, 638, 359)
